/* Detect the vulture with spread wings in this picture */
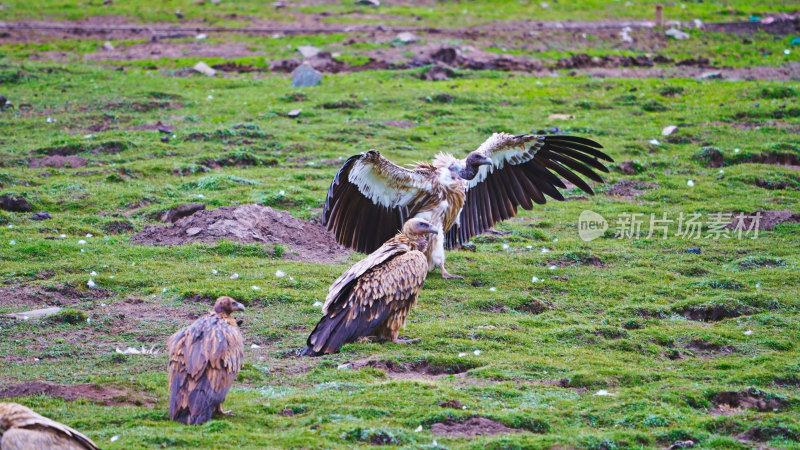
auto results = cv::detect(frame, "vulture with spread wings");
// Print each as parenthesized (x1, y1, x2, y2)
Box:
(302, 218, 437, 356)
(167, 296, 245, 425)
(323, 132, 612, 278)
(0, 402, 99, 450)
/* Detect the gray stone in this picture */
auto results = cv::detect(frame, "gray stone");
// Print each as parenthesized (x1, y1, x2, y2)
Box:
(186, 227, 203, 236)
(297, 45, 321, 58)
(396, 32, 418, 44)
(665, 28, 690, 40)
(288, 109, 302, 118)
(3, 307, 62, 320)
(291, 63, 323, 88)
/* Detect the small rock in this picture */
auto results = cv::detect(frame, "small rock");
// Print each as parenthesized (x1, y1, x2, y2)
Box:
(649, 139, 661, 146)
(0, 194, 33, 212)
(102, 41, 115, 51)
(185, 227, 202, 236)
(275, 270, 286, 277)
(661, 125, 678, 136)
(297, 45, 321, 58)
(251, 285, 260, 290)
(78, 240, 87, 245)
(548, 113, 574, 120)
(665, 28, 690, 40)
(46, 117, 55, 123)
(357, 0, 380, 6)
(531, 276, 540, 283)
(251, 344, 261, 349)
(489, 287, 497, 292)
(744, 330, 753, 336)
(699, 71, 722, 80)
(160, 136, 170, 143)
(337, 363, 353, 370)
(692, 19, 703, 29)
(195, 33, 208, 40)
(192, 61, 216, 77)
(31, 212, 51, 220)
(473, 350, 481, 356)
(291, 63, 323, 88)
(287, 108, 302, 118)
(548, 265, 557, 270)
(230, 273, 239, 280)
(313, 301, 323, 307)
(395, 32, 418, 44)
(110, 435, 120, 442)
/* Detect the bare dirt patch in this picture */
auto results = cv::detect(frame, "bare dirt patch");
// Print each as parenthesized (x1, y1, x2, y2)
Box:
(0, 284, 111, 308)
(682, 339, 736, 358)
(28, 155, 87, 168)
(711, 388, 787, 415)
(0, 381, 154, 407)
(737, 425, 798, 443)
(131, 204, 350, 263)
(430, 417, 523, 438)
(679, 305, 753, 322)
(603, 179, 658, 198)
(102, 220, 135, 234)
(727, 210, 800, 231)
(352, 358, 478, 379)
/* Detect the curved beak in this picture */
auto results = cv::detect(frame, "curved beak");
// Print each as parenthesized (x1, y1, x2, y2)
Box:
(476, 155, 493, 166)
(426, 224, 441, 235)
(232, 301, 246, 312)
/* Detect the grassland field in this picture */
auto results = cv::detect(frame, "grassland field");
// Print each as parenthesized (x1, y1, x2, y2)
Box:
(0, 0, 799, 448)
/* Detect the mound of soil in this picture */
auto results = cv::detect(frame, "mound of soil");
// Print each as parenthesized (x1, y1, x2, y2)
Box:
(29, 155, 87, 168)
(160, 202, 205, 223)
(0, 194, 33, 212)
(727, 210, 800, 231)
(430, 417, 522, 438)
(712, 388, 786, 415)
(131, 204, 349, 263)
(0, 381, 154, 407)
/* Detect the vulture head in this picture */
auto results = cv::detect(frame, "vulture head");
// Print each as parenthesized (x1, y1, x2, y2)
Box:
(458, 151, 493, 181)
(213, 296, 246, 315)
(402, 218, 440, 237)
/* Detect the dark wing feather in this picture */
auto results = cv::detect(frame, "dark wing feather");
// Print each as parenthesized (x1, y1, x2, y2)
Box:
(167, 314, 244, 425)
(306, 249, 428, 356)
(445, 133, 611, 248)
(322, 151, 434, 254)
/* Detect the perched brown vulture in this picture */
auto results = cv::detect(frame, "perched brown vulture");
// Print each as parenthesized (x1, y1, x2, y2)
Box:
(302, 218, 438, 356)
(323, 132, 612, 278)
(0, 402, 99, 450)
(167, 296, 245, 425)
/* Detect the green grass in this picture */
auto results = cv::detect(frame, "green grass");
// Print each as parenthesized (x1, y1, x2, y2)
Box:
(0, 16, 799, 449)
(2, 0, 797, 26)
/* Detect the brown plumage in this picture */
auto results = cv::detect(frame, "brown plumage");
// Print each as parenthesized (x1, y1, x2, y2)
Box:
(303, 218, 438, 356)
(167, 296, 245, 425)
(322, 132, 612, 278)
(0, 402, 98, 450)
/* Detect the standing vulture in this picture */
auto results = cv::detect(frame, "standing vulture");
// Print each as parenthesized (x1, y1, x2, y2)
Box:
(302, 218, 438, 356)
(323, 132, 612, 278)
(0, 402, 99, 450)
(167, 296, 245, 425)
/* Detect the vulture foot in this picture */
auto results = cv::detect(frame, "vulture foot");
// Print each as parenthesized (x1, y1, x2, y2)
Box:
(441, 268, 463, 280)
(215, 405, 235, 416)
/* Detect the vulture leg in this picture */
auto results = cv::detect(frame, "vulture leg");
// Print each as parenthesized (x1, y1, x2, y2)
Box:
(215, 405, 234, 416)
(426, 229, 464, 279)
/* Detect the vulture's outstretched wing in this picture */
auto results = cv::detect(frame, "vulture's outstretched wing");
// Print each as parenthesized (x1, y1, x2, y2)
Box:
(167, 315, 244, 425)
(0, 402, 99, 450)
(323, 151, 434, 254)
(307, 250, 428, 356)
(445, 133, 612, 248)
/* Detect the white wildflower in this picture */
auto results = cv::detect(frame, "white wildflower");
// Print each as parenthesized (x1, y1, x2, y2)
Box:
(87, 279, 96, 288)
